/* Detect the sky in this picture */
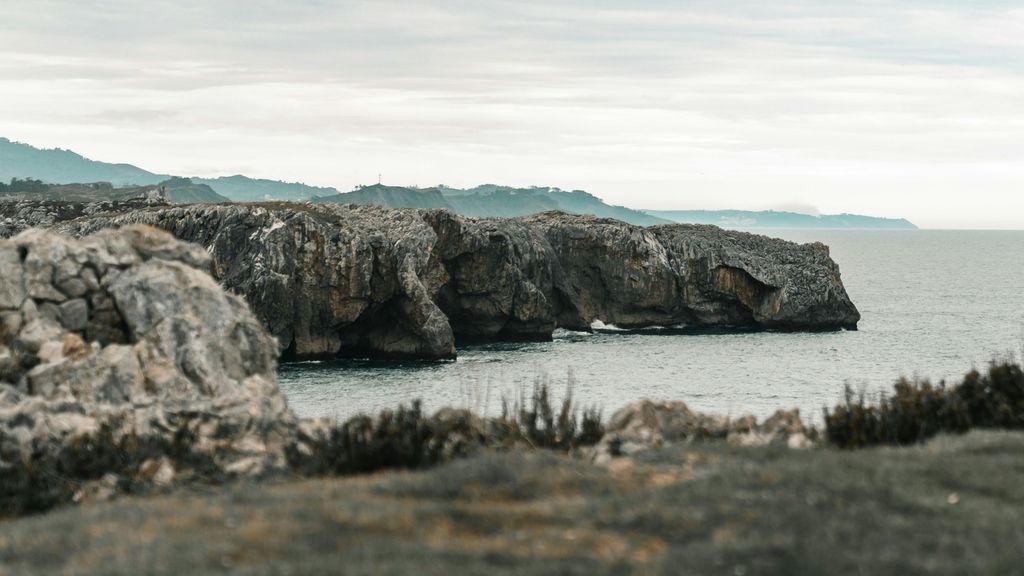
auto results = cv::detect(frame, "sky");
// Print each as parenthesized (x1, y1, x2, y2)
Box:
(1, 1, 1023, 228)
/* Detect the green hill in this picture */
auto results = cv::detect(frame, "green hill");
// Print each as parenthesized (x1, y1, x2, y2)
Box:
(315, 184, 670, 226)
(0, 138, 916, 228)
(0, 138, 168, 186)
(314, 184, 456, 210)
(158, 177, 231, 203)
(442, 185, 560, 217)
(0, 138, 328, 202)
(192, 175, 338, 202)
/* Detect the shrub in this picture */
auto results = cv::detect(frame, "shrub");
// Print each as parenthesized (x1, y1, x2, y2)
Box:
(825, 360, 1024, 449)
(1, 177, 48, 194)
(290, 382, 606, 477)
(289, 401, 482, 476)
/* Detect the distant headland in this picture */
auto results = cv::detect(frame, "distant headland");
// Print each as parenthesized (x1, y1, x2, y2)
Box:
(645, 209, 918, 230)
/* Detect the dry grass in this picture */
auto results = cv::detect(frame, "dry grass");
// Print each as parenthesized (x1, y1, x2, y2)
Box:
(4, 431, 1024, 575)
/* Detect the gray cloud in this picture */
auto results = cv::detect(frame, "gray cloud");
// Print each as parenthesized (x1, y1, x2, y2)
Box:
(1, 0, 1023, 227)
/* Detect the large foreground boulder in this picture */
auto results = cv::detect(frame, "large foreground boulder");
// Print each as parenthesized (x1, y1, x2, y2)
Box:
(0, 225, 294, 515)
(50, 203, 860, 360)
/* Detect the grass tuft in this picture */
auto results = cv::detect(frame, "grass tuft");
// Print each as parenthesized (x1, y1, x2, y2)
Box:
(495, 377, 604, 450)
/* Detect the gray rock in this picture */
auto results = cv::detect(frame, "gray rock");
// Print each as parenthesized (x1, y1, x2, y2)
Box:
(80, 267, 100, 291)
(729, 409, 812, 449)
(0, 345, 14, 381)
(0, 312, 21, 340)
(58, 298, 89, 331)
(57, 277, 89, 298)
(15, 318, 63, 354)
(55, 204, 860, 360)
(38, 301, 62, 325)
(590, 400, 815, 463)
(0, 198, 169, 240)
(0, 225, 296, 512)
(19, 298, 39, 323)
(0, 247, 25, 310)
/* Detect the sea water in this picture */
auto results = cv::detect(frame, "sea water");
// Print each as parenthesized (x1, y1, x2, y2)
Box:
(279, 230, 1024, 423)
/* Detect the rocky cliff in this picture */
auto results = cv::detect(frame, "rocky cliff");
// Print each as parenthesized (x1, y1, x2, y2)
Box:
(50, 203, 860, 360)
(0, 222, 847, 514)
(0, 225, 295, 513)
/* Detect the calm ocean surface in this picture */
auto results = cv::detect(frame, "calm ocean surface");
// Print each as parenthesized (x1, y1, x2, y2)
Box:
(279, 230, 1024, 423)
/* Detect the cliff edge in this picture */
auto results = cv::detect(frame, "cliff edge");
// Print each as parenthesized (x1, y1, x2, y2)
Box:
(51, 203, 860, 360)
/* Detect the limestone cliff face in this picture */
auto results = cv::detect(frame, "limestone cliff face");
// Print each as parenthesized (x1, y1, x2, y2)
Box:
(56, 203, 860, 360)
(63, 204, 456, 360)
(0, 226, 295, 509)
(647, 223, 858, 331)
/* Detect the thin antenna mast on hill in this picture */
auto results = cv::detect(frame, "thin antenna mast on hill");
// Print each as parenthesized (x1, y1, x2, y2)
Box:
(378, 173, 381, 185)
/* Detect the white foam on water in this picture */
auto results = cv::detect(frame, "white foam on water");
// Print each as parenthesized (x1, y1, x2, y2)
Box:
(590, 319, 626, 331)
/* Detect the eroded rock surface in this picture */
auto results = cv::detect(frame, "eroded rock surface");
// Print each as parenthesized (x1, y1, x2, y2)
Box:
(0, 225, 294, 514)
(41, 203, 860, 360)
(0, 198, 167, 239)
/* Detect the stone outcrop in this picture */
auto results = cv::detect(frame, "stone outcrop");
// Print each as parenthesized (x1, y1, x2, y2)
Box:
(40, 202, 859, 360)
(0, 198, 167, 239)
(588, 400, 814, 464)
(0, 225, 295, 513)
(0, 220, 841, 517)
(526, 213, 859, 332)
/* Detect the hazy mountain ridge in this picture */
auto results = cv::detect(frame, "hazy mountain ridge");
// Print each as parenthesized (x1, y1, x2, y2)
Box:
(1, 137, 915, 227)
(646, 209, 918, 230)
(0, 176, 228, 204)
(0, 138, 169, 186)
(443, 185, 561, 217)
(157, 177, 231, 203)
(0, 138, 327, 202)
(192, 175, 339, 202)
(315, 184, 669, 226)
(314, 184, 456, 210)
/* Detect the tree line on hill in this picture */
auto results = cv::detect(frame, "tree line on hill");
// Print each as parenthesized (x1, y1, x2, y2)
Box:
(0, 178, 49, 194)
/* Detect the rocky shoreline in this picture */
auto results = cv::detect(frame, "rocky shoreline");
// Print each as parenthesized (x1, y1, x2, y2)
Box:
(0, 225, 819, 515)
(1, 225, 1022, 576)
(3, 200, 860, 361)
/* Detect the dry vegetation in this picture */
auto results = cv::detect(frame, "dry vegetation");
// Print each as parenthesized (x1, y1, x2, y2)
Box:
(3, 432, 1024, 575)
(825, 360, 1024, 448)
(4, 361, 1024, 574)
